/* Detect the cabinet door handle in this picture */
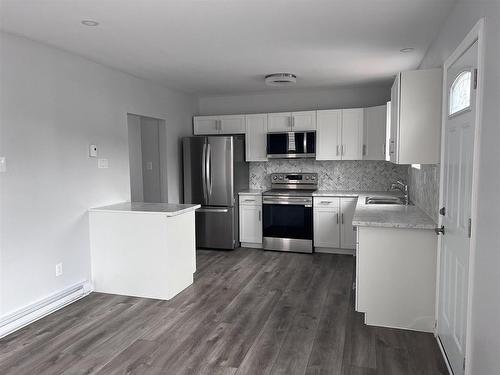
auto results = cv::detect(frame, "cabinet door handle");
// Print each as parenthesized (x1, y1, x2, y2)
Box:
(336, 145, 340, 156)
(337, 213, 339, 224)
(341, 145, 345, 155)
(362, 144, 366, 156)
(244, 199, 255, 202)
(320, 201, 332, 204)
(342, 213, 344, 224)
(258, 210, 261, 222)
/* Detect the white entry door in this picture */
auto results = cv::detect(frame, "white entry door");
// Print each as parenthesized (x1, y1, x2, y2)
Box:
(437, 40, 478, 375)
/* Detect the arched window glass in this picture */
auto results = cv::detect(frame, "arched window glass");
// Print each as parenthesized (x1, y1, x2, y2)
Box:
(449, 71, 472, 115)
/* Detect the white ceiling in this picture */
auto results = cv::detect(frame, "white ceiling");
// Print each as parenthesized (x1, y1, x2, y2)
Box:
(0, 0, 455, 95)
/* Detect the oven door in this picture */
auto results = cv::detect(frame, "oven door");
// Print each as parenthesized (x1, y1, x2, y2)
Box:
(262, 196, 313, 253)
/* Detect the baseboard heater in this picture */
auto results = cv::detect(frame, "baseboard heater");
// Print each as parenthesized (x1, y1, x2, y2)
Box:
(0, 281, 92, 338)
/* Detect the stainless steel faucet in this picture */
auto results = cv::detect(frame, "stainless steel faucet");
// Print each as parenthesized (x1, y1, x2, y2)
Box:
(390, 180, 410, 205)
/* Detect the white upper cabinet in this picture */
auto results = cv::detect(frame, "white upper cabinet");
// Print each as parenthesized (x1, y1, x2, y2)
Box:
(363, 105, 387, 160)
(267, 112, 292, 132)
(291, 111, 316, 131)
(390, 69, 442, 164)
(316, 109, 342, 160)
(193, 116, 219, 135)
(245, 114, 268, 162)
(316, 108, 364, 161)
(219, 115, 246, 134)
(267, 111, 316, 132)
(341, 108, 364, 160)
(193, 115, 245, 135)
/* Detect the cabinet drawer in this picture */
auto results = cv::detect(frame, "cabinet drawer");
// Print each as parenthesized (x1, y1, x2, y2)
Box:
(239, 195, 262, 206)
(313, 197, 340, 209)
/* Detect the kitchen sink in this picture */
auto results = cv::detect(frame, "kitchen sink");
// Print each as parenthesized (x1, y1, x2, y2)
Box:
(365, 196, 408, 205)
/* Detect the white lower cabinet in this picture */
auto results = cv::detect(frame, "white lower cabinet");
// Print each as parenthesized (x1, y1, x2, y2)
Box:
(314, 196, 356, 254)
(340, 198, 357, 249)
(314, 198, 341, 248)
(239, 195, 262, 247)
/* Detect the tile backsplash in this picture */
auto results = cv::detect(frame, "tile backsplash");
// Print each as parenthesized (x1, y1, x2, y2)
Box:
(249, 160, 408, 191)
(408, 164, 440, 223)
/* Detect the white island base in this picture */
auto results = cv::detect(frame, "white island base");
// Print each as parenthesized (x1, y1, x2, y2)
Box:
(89, 202, 200, 300)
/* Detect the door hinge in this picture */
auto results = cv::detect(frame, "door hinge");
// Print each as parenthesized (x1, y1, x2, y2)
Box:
(468, 218, 472, 238)
(473, 69, 478, 90)
(439, 207, 446, 216)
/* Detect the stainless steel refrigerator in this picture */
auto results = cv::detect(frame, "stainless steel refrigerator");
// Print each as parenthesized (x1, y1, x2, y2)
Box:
(183, 135, 248, 249)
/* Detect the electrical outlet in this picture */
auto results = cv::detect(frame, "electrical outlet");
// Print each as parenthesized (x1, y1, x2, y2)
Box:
(97, 158, 109, 169)
(55, 263, 63, 277)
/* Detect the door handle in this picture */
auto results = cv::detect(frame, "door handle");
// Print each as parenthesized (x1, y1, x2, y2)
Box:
(320, 201, 332, 204)
(341, 213, 344, 224)
(258, 210, 261, 221)
(201, 142, 208, 203)
(197, 208, 229, 213)
(337, 213, 339, 224)
(207, 143, 212, 198)
(336, 145, 340, 156)
(434, 225, 445, 235)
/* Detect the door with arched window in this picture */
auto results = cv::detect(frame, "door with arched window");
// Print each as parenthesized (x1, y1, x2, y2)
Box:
(437, 39, 478, 375)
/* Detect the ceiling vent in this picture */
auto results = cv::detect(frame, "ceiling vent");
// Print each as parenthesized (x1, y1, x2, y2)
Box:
(265, 73, 297, 86)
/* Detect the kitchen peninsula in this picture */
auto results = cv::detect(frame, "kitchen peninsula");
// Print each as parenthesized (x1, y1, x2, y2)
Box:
(89, 202, 200, 300)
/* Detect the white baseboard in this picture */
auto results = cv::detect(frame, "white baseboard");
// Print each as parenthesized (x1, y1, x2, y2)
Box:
(0, 281, 92, 338)
(315, 247, 355, 256)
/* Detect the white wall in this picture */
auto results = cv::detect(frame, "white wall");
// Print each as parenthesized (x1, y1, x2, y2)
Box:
(419, 1, 500, 373)
(198, 85, 390, 115)
(0, 32, 197, 317)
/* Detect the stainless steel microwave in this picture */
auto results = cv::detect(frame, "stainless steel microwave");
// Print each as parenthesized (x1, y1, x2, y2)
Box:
(267, 131, 316, 159)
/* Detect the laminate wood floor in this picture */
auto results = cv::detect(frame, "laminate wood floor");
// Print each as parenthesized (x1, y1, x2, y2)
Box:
(0, 248, 448, 375)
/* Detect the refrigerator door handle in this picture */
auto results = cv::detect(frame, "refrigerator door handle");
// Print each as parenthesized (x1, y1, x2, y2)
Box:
(207, 143, 212, 199)
(201, 142, 208, 204)
(197, 208, 229, 213)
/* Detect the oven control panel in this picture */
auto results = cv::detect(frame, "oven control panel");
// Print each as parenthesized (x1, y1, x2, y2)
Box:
(270, 173, 318, 185)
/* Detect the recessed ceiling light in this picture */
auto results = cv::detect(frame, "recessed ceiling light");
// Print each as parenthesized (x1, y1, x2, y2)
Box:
(400, 47, 415, 53)
(81, 20, 99, 27)
(265, 73, 297, 86)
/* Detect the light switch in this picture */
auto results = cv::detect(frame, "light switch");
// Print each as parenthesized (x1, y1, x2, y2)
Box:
(146, 161, 153, 170)
(97, 158, 109, 169)
(0, 157, 5, 173)
(89, 145, 98, 158)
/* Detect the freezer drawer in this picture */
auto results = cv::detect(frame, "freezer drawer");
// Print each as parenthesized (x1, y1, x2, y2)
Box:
(195, 206, 237, 249)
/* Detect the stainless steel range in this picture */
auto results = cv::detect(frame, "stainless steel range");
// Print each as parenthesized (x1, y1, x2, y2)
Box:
(262, 173, 318, 253)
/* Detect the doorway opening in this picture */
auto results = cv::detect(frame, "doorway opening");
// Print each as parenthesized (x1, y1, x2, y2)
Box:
(127, 113, 168, 203)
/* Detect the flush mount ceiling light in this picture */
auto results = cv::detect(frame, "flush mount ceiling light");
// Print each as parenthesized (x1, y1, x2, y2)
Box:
(81, 20, 99, 26)
(400, 47, 415, 53)
(265, 73, 297, 86)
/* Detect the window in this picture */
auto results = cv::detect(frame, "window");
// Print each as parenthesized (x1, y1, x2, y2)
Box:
(449, 70, 472, 116)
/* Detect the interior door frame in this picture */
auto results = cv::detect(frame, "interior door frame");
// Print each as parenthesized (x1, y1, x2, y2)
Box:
(435, 18, 485, 375)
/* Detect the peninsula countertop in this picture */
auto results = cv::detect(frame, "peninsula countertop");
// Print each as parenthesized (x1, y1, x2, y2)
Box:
(89, 202, 201, 217)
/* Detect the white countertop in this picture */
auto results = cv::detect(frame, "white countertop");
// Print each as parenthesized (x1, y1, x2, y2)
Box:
(89, 202, 201, 217)
(351, 193, 436, 230)
(238, 189, 264, 195)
